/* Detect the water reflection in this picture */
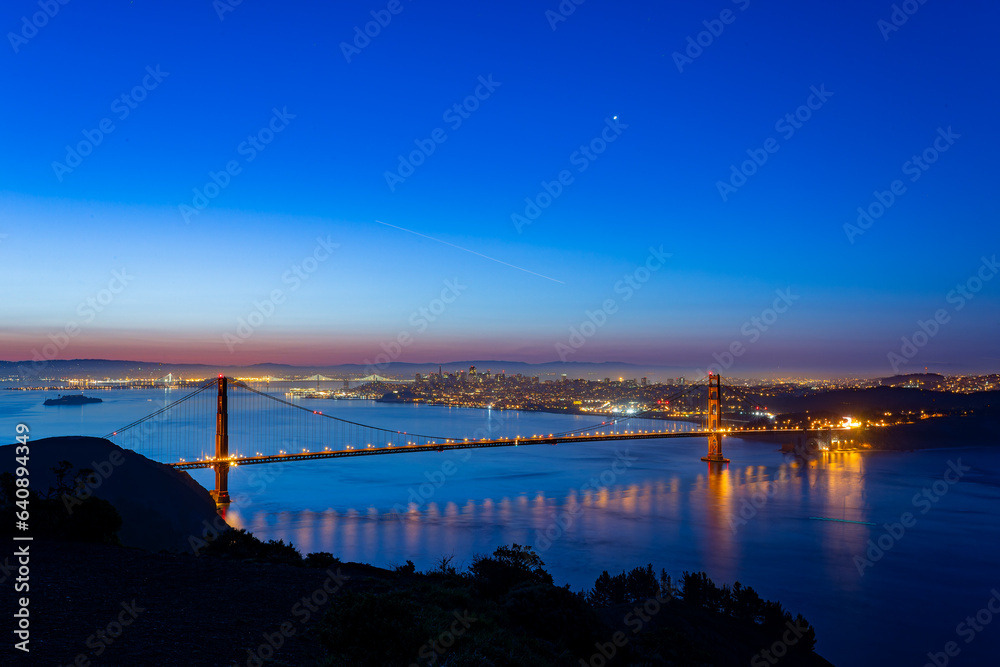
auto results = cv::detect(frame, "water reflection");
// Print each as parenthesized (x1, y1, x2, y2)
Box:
(699, 462, 736, 576)
(247, 467, 726, 568)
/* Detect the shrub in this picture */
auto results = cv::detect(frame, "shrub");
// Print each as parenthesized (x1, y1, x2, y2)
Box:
(0, 465, 122, 545)
(202, 527, 303, 565)
(394, 559, 416, 575)
(305, 551, 341, 568)
(587, 564, 660, 606)
(467, 544, 553, 598)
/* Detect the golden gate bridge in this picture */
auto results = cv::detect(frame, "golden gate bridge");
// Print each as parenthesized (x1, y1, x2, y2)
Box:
(105, 374, 842, 505)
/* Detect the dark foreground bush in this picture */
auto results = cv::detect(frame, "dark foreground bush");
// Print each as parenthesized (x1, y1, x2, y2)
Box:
(0, 463, 122, 545)
(201, 527, 303, 565)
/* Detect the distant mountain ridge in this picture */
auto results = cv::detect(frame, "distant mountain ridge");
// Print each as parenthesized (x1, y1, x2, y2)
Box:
(1, 358, 680, 381)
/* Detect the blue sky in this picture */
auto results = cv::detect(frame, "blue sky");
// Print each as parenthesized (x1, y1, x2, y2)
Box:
(1, 0, 998, 376)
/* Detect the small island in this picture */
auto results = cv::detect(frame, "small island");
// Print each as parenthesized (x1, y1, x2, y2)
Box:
(43, 394, 103, 406)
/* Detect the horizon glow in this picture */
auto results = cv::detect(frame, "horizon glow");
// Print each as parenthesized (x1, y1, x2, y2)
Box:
(2, 0, 998, 378)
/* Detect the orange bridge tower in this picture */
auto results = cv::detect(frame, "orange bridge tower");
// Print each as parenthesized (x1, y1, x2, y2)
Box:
(701, 374, 729, 463)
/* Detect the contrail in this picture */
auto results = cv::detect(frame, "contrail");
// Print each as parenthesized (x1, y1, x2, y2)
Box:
(375, 220, 565, 284)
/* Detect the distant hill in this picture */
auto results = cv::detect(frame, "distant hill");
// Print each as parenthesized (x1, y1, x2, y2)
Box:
(763, 386, 999, 415)
(874, 373, 948, 389)
(1, 358, 681, 382)
(0, 436, 219, 552)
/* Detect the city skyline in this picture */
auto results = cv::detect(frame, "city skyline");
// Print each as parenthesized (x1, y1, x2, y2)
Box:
(3, 0, 999, 377)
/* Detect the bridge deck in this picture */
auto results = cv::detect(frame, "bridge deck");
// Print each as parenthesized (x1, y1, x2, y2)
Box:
(169, 427, 843, 470)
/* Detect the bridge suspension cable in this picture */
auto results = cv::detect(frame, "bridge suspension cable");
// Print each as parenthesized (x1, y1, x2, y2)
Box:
(105, 376, 461, 466)
(230, 380, 453, 442)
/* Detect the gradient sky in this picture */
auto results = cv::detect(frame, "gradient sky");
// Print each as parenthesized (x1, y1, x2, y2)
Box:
(1, 0, 998, 377)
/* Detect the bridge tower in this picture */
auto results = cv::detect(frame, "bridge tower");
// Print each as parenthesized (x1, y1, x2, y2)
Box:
(212, 376, 231, 505)
(701, 374, 730, 463)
